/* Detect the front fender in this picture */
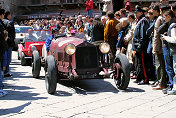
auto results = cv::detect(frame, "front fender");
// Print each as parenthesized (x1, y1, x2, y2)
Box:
(42, 44, 48, 60)
(18, 44, 23, 58)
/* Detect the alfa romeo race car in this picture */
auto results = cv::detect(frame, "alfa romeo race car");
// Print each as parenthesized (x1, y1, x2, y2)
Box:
(40, 34, 130, 94)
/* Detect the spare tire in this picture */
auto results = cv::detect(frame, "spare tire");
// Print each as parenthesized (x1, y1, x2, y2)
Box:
(113, 54, 130, 90)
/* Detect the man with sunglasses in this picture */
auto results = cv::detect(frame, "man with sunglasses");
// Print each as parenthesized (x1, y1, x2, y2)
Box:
(146, 4, 161, 85)
(145, 6, 157, 83)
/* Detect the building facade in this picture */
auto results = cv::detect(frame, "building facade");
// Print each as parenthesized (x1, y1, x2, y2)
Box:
(0, 0, 17, 17)
(1, 0, 176, 20)
(15, 0, 105, 20)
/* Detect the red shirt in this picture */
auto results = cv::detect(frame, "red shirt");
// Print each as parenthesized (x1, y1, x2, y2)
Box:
(85, 0, 93, 11)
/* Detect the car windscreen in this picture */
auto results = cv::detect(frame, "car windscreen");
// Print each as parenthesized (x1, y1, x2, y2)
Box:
(15, 27, 33, 33)
(25, 30, 51, 42)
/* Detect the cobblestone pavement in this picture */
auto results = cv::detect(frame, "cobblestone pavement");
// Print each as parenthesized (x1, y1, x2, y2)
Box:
(0, 51, 176, 118)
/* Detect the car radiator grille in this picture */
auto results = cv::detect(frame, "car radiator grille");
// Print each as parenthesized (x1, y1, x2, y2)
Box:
(76, 47, 98, 69)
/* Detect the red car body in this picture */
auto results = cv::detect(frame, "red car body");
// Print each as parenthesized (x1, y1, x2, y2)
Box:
(49, 36, 100, 78)
(18, 30, 51, 65)
(43, 34, 131, 94)
(18, 41, 45, 58)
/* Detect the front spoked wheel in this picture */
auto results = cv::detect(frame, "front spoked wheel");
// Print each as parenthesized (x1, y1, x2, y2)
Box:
(45, 55, 57, 94)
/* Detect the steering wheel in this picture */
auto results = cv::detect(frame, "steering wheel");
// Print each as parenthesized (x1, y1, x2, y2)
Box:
(28, 39, 33, 41)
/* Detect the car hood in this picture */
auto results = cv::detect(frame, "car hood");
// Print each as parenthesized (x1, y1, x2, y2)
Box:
(52, 36, 93, 48)
(24, 41, 45, 49)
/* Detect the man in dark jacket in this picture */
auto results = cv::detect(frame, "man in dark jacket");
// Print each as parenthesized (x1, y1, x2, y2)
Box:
(3, 11, 15, 77)
(92, 16, 104, 42)
(0, 8, 8, 96)
(0, 9, 6, 61)
(132, 6, 149, 85)
(146, 5, 160, 83)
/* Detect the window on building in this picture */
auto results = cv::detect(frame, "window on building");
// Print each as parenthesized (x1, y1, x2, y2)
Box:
(67, 0, 72, 3)
(61, 0, 79, 3)
(32, 0, 40, 4)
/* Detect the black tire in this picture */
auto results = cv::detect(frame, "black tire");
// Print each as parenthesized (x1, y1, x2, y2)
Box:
(18, 51, 20, 60)
(45, 55, 57, 94)
(32, 51, 41, 78)
(113, 54, 130, 90)
(21, 52, 27, 66)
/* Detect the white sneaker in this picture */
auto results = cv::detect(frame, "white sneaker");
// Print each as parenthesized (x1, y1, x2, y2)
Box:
(167, 90, 176, 95)
(0, 89, 8, 97)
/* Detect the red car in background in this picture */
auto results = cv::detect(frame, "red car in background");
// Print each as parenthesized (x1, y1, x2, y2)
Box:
(18, 30, 51, 78)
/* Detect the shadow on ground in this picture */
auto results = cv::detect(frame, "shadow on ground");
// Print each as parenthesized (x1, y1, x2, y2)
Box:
(5, 66, 32, 79)
(0, 84, 47, 101)
(0, 102, 31, 116)
(10, 61, 21, 65)
(0, 57, 48, 116)
(57, 79, 119, 95)
(123, 87, 145, 92)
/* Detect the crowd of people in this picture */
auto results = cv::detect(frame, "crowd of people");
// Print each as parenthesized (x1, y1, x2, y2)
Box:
(0, 0, 176, 97)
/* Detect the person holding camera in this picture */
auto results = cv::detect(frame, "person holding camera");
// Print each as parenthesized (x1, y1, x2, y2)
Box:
(158, 10, 176, 94)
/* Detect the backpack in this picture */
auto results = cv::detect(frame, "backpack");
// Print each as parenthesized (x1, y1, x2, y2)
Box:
(168, 23, 176, 56)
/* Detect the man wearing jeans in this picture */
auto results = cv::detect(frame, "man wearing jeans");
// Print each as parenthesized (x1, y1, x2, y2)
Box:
(3, 11, 15, 77)
(162, 23, 176, 94)
(156, 9, 175, 92)
(85, 0, 94, 18)
(152, 5, 169, 90)
(160, 10, 176, 94)
(0, 8, 8, 97)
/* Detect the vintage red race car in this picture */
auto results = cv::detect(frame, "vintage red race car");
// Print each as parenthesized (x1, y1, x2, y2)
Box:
(17, 30, 51, 78)
(41, 35, 131, 94)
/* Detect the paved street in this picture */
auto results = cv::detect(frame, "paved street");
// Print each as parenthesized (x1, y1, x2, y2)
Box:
(0, 51, 176, 118)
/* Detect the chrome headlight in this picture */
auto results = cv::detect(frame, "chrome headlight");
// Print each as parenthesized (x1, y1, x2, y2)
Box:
(65, 44, 76, 55)
(31, 46, 37, 51)
(99, 42, 110, 54)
